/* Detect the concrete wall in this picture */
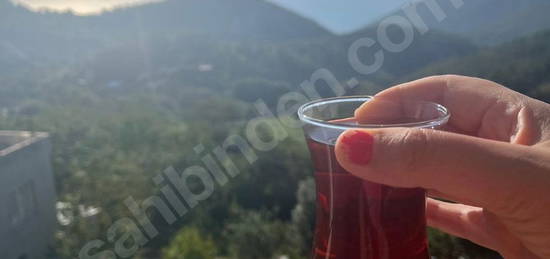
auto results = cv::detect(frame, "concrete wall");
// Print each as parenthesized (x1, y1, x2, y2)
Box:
(0, 131, 56, 259)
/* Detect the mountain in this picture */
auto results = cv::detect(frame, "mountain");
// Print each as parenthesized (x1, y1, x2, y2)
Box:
(340, 27, 477, 79)
(75, 27, 478, 101)
(0, 0, 479, 99)
(6, 0, 536, 102)
(2, 0, 331, 41)
(100, 0, 331, 40)
(357, 0, 550, 45)
(433, 0, 550, 45)
(405, 30, 550, 101)
(0, 0, 331, 71)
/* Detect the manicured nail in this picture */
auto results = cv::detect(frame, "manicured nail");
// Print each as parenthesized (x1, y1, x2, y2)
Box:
(340, 130, 374, 165)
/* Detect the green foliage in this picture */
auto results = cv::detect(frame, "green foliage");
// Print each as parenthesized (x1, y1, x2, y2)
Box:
(290, 178, 316, 256)
(2, 2, 549, 258)
(374, 0, 550, 45)
(232, 78, 290, 107)
(428, 228, 465, 258)
(224, 210, 303, 259)
(162, 228, 217, 259)
(409, 30, 550, 98)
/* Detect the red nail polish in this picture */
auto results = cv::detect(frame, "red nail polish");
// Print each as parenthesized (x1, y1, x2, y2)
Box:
(340, 130, 374, 165)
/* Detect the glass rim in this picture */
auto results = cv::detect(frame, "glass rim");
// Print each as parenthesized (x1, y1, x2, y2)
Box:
(297, 96, 450, 130)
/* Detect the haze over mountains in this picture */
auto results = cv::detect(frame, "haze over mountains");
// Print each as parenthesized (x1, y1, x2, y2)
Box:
(395, 0, 550, 44)
(0, 0, 329, 66)
(1, 0, 548, 60)
(1, 0, 550, 92)
(410, 30, 550, 99)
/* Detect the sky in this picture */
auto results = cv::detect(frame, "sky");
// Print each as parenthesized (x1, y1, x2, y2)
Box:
(267, 0, 410, 33)
(10, 0, 409, 33)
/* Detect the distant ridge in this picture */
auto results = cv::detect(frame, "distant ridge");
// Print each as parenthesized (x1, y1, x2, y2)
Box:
(406, 29, 550, 97)
(349, 0, 550, 45)
(0, 0, 332, 70)
(1, 0, 330, 40)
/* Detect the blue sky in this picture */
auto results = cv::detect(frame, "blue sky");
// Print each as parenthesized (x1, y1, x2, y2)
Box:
(267, 0, 410, 33)
(11, 0, 409, 33)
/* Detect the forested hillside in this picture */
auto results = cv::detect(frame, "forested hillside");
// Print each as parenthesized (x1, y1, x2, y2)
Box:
(407, 30, 550, 102)
(375, 0, 550, 45)
(0, 0, 331, 74)
(0, 0, 548, 258)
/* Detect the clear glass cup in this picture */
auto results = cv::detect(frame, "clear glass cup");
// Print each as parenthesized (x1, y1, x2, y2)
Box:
(298, 96, 450, 259)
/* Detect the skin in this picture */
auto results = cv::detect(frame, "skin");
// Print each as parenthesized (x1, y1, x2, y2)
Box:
(334, 75, 550, 259)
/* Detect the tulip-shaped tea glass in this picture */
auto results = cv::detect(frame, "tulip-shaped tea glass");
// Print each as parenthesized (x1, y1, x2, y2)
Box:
(298, 96, 449, 259)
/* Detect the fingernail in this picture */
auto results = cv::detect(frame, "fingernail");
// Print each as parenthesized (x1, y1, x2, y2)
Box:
(340, 130, 374, 165)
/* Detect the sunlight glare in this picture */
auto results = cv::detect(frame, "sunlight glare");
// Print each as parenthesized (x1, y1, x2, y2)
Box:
(10, 0, 165, 15)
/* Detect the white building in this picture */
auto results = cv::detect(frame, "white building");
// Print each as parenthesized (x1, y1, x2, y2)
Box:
(0, 131, 56, 259)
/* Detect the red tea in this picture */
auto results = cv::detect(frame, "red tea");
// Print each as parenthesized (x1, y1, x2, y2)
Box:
(307, 137, 429, 259)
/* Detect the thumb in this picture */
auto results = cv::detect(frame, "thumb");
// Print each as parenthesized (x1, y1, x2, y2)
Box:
(334, 128, 545, 213)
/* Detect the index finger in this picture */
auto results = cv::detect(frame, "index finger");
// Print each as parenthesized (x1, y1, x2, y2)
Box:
(355, 75, 526, 140)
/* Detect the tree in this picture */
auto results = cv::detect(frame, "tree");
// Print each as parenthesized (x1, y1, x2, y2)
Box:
(224, 210, 303, 259)
(162, 227, 217, 259)
(290, 178, 316, 257)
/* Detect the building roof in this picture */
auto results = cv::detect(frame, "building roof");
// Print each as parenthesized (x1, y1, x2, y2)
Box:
(0, 131, 49, 157)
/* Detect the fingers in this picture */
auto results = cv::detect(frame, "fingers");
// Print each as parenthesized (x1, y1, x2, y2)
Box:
(426, 199, 535, 259)
(426, 198, 498, 250)
(356, 75, 532, 143)
(334, 127, 549, 214)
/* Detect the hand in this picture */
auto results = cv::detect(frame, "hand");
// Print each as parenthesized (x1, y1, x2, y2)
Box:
(334, 75, 550, 259)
